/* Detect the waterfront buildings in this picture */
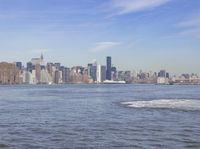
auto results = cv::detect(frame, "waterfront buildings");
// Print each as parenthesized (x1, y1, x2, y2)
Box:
(0, 62, 19, 84)
(1, 55, 200, 85)
(157, 70, 169, 84)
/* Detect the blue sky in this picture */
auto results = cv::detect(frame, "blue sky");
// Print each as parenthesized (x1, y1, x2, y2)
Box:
(0, 0, 200, 74)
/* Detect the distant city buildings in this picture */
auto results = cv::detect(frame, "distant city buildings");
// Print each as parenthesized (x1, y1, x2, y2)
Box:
(157, 70, 169, 84)
(0, 62, 19, 84)
(0, 55, 200, 85)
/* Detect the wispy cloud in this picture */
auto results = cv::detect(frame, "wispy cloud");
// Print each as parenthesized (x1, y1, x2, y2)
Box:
(109, 0, 170, 16)
(176, 13, 200, 38)
(91, 42, 121, 52)
(177, 14, 200, 28)
(178, 28, 200, 38)
(29, 48, 51, 54)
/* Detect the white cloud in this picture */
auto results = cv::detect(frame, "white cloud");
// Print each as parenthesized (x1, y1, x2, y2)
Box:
(177, 14, 200, 28)
(177, 13, 200, 38)
(178, 28, 200, 38)
(110, 0, 170, 16)
(91, 42, 121, 52)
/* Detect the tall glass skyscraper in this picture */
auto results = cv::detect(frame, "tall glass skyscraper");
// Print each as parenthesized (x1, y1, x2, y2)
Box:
(106, 56, 112, 80)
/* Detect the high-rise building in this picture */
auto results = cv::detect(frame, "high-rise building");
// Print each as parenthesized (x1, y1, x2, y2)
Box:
(47, 63, 53, 76)
(35, 64, 41, 83)
(166, 73, 169, 79)
(40, 69, 52, 84)
(16, 62, 22, 70)
(22, 71, 33, 84)
(97, 65, 106, 83)
(101, 66, 106, 82)
(158, 70, 166, 78)
(27, 62, 33, 72)
(54, 70, 60, 84)
(111, 66, 117, 80)
(92, 66, 97, 82)
(124, 71, 131, 83)
(87, 63, 98, 82)
(61, 67, 70, 83)
(106, 56, 112, 80)
(87, 63, 93, 77)
(55, 63, 61, 70)
(157, 70, 169, 84)
(0, 62, 19, 84)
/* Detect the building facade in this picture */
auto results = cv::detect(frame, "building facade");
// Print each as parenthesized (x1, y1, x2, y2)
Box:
(106, 56, 112, 80)
(0, 62, 19, 84)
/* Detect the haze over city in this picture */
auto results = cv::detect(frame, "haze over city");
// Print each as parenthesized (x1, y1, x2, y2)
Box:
(0, 0, 200, 73)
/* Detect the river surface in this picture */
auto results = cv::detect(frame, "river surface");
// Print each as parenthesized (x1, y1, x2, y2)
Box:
(0, 84, 200, 149)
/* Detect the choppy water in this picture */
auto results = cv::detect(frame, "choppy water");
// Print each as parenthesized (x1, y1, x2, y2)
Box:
(0, 84, 200, 149)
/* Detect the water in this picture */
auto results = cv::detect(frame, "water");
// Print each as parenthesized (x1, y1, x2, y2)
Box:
(0, 84, 200, 149)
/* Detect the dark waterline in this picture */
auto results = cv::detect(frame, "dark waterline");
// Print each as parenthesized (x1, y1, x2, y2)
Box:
(0, 84, 200, 149)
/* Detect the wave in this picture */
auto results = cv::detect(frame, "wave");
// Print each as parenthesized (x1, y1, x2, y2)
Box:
(121, 99, 200, 110)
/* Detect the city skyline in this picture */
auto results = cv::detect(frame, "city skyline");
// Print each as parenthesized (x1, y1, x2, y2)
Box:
(0, 0, 200, 73)
(1, 55, 200, 85)
(1, 53, 200, 75)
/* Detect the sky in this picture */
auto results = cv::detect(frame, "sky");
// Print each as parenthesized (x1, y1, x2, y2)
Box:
(0, 0, 200, 74)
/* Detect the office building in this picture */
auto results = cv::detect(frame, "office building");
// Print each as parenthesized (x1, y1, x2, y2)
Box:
(87, 63, 93, 77)
(157, 70, 169, 84)
(61, 67, 70, 83)
(0, 62, 19, 84)
(158, 70, 166, 78)
(27, 62, 33, 72)
(97, 65, 106, 83)
(106, 56, 112, 80)
(55, 63, 61, 70)
(40, 69, 52, 84)
(22, 71, 33, 84)
(54, 70, 60, 84)
(16, 62, 22, 70)
(35, 64, 41, 83)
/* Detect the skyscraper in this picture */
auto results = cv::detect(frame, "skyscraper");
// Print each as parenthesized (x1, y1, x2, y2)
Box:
(87, 63, 93, 77)
(35, 64, 41, 83)
(54, 70, 60, 84)
(91, 65, 97, 82)
(157, 70, 169, 84)
(27, 62, 33, 72)
(55, 63, 61, 70)
(97, 65, 106, 83)
(61, 67, 70, 83)
(158, 70, 166, 78)
(16, 62, 22, 70)
(106, 56, 112, 80)
(87, 62, 97, 82)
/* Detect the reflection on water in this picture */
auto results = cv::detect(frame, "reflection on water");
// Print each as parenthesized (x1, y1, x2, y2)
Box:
(0, 84, 200, 149)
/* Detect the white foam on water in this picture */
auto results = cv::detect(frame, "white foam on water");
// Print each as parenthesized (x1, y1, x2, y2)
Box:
(122, 99, 200, 110)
